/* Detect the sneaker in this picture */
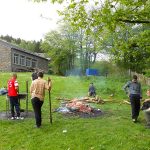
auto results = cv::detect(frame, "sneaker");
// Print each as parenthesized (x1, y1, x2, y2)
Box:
(20, 117, 24, 120)
(16, 117, 20, 120)
(132, 119, 137, 123)
(16, 117, 24, 120)
(34, 125, 41, 128)
(11, 117, 15, 120)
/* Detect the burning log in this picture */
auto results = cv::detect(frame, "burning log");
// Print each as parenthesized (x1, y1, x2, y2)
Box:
(123, 100, 131, 105)
(79, 96, 105, 104)
(118, 100, 131, 105)
(56, 97, 71, 101)
(56, 96, 105, 104)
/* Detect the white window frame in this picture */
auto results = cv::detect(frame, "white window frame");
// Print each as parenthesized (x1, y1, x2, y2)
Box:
(20, 55, 26, 66)
(32, 59, 37, 68)
(26, 57, 31, 67)
(13, 53, 19, 65)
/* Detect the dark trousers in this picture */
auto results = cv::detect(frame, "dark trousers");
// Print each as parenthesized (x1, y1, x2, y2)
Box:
(9, 96, 20, 117)
(89, 92, 96, 97)
(130, 94, 141, 119)
(31, 97, 43, 127)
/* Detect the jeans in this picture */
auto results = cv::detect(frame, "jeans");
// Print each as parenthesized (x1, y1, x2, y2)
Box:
(31, 97, 43, 127)
(130, 94, 141, 120)
(9, 96, 20, 117)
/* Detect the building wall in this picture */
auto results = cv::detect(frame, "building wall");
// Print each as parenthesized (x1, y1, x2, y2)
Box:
(37, 58, 49, 73)
(11, 49, 49, 73)
(0, 45, 11, 71)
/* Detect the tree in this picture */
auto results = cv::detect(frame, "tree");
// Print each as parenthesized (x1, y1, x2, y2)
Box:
(34, 0, 150, 72)
(41, 29, 77, 75)
(0, 35, 43, 53)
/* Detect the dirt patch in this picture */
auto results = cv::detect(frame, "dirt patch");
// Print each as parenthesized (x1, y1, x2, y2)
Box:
(61, 109, 104, 118)
(0, 110, 34, 120)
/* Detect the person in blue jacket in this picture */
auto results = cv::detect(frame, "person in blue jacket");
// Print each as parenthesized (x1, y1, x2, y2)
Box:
(123, 75, 142, 123)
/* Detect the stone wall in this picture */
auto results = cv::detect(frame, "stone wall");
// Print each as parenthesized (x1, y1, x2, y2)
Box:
(11, 49, 49, 73)
(37, 58, 49, 73)
(0, 45, 11, 71)
(0, 43, 49, 73)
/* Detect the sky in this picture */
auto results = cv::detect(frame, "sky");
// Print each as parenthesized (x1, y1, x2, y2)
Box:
(0, 0, 63, 41)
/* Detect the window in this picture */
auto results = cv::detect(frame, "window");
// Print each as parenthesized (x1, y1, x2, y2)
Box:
(32, 59, 37, 68)
(26, 57, 31, 67)
(13, 54, 19, 65)
(20, 55, 25, 66)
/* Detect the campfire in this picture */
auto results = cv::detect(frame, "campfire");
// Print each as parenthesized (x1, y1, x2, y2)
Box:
(55, 97, 103, 118)
(66, 98, 93, 113)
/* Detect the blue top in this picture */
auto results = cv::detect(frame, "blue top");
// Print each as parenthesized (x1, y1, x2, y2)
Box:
(89, 85, 96, 93)
(123, 81, 142, 96)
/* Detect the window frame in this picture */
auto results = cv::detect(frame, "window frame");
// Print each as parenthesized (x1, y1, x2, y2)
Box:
(13, 53, 19, 65)
(26, 57, 31, 67)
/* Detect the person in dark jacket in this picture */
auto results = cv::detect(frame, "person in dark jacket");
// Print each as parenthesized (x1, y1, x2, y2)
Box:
(88, 83, 96, 97)
(123, 75, 142, 123)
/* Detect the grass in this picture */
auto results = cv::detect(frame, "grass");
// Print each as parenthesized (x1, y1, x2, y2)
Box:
(0, 72, 150, 150)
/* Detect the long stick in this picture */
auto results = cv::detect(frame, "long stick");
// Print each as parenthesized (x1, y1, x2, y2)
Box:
(48, 78, 52, 124)
(26, 80, 28, 117)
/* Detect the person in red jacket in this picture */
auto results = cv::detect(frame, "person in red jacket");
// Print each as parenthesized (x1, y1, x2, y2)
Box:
(7, 73, 21, 120)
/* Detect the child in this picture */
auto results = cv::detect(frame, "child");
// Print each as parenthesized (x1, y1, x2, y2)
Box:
(88, 83, 96, 97)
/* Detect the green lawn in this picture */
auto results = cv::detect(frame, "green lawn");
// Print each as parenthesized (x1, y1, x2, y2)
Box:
(0, 73, 150, 150)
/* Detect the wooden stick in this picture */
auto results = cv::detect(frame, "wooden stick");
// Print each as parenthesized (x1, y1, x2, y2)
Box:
(26, 80, 28, 117)
(48, 77, 52, 124)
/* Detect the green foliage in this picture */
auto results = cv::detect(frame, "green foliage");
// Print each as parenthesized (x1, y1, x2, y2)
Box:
(111, 24, 150, 73)
(0, 35, 43, 53)
(31, 0, 150, 74)
(47, 0, 150, 72)
(91, 61, 112, 76)
(144, 69, 150, 77)
(41, 30, 77, 75)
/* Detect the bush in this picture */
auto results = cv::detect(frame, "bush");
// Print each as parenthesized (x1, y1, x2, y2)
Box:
(144, 69, 150, 77)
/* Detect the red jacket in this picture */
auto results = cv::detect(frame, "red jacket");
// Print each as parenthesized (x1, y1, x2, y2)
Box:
(7, 78, 18, 96)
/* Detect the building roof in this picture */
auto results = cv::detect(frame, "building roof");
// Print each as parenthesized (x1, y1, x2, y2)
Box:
(0, 39, 49, 60)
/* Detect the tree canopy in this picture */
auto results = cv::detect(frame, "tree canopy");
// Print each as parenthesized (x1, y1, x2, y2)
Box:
(0, 35, 42, 53)
(35, 0, 150, 73)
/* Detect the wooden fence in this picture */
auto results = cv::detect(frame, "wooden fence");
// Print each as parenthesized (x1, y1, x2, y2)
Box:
(131, 72, 150, 86)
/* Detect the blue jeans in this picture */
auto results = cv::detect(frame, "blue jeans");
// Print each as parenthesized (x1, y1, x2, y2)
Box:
(9, 96, 20, 117)
(32, 97, 43, 127)
(130, 94, 141, 120)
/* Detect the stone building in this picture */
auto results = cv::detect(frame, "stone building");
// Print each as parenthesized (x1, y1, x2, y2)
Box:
(0, 39, 50, 72)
